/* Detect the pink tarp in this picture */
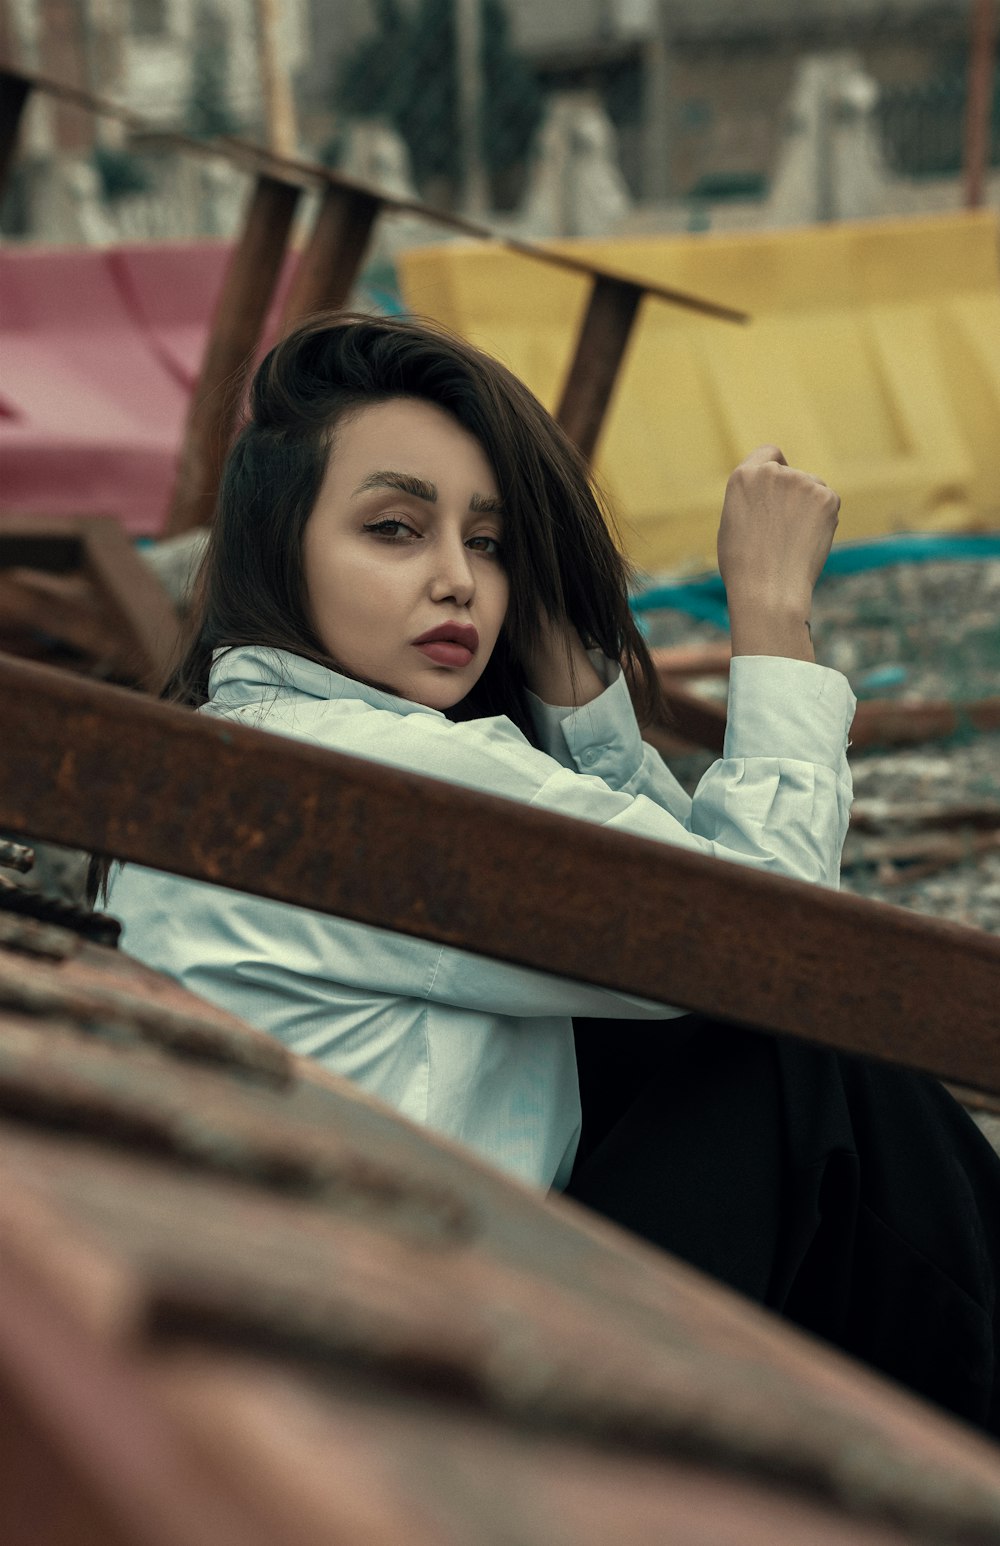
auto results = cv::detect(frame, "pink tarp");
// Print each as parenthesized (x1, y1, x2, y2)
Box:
(0, 241, 295, 537)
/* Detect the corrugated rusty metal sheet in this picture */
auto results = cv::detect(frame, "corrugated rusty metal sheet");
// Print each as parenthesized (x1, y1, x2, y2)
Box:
(0, 928, 997, 1545)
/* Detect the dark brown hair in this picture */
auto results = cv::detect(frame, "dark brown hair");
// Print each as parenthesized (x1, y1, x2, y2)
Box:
(91, 311, 661, 901)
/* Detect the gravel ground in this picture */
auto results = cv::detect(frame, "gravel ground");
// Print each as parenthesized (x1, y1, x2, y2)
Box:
(645, 557, 1000, 935)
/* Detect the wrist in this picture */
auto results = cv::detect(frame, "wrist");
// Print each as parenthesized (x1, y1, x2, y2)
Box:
(528, 634, 606, 707)
(728, 600, 815, 663)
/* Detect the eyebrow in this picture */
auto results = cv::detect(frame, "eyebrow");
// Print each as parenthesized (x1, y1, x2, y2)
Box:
(352, 470, 504, 516)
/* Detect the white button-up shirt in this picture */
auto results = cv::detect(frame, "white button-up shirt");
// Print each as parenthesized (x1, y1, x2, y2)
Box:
(109, 646, 856, 1191)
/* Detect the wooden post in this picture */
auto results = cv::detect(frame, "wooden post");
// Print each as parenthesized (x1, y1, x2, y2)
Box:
(555, 275, 642, 462)
(278, 181, 382, 332)
(253, 0, 298, 157)
(0, 69, 30, 200)
(963, 0, 998, 208)
(455, 0, 488, 216)
(164, 172, 302, 538)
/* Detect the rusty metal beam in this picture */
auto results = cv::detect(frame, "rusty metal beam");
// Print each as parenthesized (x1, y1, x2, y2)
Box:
(0, 655, 997, 1096)
(279, 182, 382, 332)
(556, 276, 643, 461)
(163, 173, 301, 539)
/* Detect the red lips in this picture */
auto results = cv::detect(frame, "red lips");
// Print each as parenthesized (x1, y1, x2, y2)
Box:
(412, 622, 479, 652)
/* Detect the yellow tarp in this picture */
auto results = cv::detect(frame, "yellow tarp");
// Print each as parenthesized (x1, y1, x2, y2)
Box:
(397, 212, 1000, 573)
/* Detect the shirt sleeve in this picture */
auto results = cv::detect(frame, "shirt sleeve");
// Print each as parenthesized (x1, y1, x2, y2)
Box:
(300, 658, 856, 890)
(504, 653, 853, 889)
(526, 653, 691, 820)
(155, 656, 853, 1022)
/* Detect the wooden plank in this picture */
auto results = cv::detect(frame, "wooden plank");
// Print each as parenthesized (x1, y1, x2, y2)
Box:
(164, 173, 302, 539)
(278, 181, 382, 331)
(851, 695, 1000, 749)
(654, 678, 727, 753)
(0, 655, 997, 1096)
(0, 515, 83, 572)
(0, 68, 30, 198)
(651, 643, 731, 678)
(0, 517, 179, 687)
(651, 665, 1000, 756)
(79, 519, 180, 691)
(0, 63, 748, 327)
(556, 275, 643, 461)
(0, 571, 119, 660)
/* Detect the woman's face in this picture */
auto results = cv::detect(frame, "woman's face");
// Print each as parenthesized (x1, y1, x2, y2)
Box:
(302, 397, 509, 711)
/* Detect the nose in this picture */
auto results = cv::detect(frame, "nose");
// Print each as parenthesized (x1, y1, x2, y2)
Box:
(429, 532, 475, 607)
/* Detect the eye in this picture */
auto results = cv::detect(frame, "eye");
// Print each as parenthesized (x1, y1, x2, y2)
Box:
(363, 518, 420, 541)
(466, 534, 503, 558)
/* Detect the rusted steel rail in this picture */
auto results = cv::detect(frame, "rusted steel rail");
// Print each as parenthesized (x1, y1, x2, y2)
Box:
(0, 654, 997, 1099)
(0, 932, 997, 1546)
(0, 62, 747, 542)
(0, 515, 179, 688)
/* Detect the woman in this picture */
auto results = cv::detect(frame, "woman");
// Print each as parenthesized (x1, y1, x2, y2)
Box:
(104, 313, 1000, 1435)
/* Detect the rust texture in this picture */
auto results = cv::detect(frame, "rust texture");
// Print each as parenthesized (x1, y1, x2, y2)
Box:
(556, 275, 643, 462)
(2, 655, 997, 1097)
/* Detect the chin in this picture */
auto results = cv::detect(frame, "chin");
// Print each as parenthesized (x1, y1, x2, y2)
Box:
(409, 672, 479, 713)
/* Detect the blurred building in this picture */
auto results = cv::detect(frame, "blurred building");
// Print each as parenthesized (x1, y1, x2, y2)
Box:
(4, 0, 308, 141)
(298, 0, 984, 202)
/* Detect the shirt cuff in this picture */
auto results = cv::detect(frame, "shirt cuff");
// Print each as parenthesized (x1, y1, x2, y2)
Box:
(725, 656, 856, 772)
(526, 655, 645, 778)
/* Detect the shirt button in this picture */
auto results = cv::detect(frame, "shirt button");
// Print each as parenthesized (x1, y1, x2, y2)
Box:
(581, 748, 599, 766)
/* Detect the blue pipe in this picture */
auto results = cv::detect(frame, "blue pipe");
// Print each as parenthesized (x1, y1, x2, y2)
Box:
(630, 531, 1000, 630)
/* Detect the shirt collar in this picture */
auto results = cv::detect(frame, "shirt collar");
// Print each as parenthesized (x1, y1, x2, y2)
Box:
(207, 645, 443, 718)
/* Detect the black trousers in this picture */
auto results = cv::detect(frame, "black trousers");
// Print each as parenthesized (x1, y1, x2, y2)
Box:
(567, 1014, 1000, 1438)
